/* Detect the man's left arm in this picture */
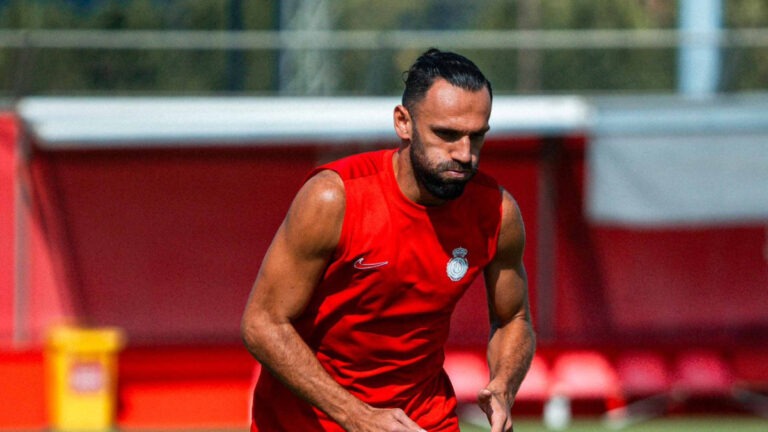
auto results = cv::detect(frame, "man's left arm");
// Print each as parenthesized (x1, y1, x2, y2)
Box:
(478, 187, 536, 432)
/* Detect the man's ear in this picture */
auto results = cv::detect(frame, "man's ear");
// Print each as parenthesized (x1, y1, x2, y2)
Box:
(393, 105, 412, 141)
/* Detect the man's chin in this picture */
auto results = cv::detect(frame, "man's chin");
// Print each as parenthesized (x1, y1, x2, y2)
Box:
(426, 182, 467, 201)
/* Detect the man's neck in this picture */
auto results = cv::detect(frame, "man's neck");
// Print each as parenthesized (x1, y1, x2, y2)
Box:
(392, 149, 446, 207)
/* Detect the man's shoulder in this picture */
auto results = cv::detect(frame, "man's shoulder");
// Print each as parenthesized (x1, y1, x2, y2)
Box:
(466, 169, 502, 201)
(471, 169, 500, 189)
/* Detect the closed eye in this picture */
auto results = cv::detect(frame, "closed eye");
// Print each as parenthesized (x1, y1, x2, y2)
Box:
(432, 127, 489, 143)
(434, 128, 462, 142)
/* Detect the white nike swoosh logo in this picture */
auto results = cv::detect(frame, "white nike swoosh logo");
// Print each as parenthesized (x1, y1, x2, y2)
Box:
(353, 257, 388, 270)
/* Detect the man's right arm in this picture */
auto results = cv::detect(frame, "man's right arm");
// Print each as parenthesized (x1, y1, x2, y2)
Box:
(241, 170, 424, 432)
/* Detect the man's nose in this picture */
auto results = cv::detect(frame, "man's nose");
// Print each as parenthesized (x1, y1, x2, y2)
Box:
(451, 136, 472, 164)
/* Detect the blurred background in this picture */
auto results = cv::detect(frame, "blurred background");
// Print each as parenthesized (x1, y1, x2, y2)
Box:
(0, 0, 767, 96)
(0, 0, 767, 431)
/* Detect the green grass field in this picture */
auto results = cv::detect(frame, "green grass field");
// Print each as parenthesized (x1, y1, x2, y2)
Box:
(85, 416, 764, 431)
(117, 416, 765, 431)
(459, 416, 767, 432)
(195, 416, 765, 431)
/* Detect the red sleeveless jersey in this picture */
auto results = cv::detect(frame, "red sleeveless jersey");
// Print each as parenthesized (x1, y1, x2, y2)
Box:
(251, 149, 503, 431)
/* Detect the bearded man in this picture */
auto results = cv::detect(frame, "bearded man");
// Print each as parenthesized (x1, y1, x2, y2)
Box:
(241, 48, 535, 432)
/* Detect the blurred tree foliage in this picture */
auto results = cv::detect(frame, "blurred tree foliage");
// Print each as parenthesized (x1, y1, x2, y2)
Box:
(0, 0, 766, 96)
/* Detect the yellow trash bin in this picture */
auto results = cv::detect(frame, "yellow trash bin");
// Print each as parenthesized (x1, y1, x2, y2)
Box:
(46, 326, 125, 431)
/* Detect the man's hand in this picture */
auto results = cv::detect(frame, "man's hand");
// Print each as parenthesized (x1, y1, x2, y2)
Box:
(477, 388, 514, 432)
(342, 406, 426, 432)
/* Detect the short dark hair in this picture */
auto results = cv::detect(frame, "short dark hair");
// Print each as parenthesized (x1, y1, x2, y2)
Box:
(401, 48, 492, 115)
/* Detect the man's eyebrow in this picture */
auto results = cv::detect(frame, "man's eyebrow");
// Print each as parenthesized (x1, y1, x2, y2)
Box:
(431, 125, 491, 135)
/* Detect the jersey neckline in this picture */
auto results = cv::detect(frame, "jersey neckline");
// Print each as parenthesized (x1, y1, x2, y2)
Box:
(383, 148, 459, 215)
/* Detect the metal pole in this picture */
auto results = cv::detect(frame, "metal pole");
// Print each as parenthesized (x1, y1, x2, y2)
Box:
(535, 138, 560, 342)
(13, 155, 29, 346)
(678, 0, 723, 97)
(226, 0, 245, 92)
(278, 0, 337, 95)
(516, 0, 542, 93)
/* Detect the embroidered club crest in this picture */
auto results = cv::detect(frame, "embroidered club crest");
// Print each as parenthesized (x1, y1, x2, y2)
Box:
(446, 247, 469, 282)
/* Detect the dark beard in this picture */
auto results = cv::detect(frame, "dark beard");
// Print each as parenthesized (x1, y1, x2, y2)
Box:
(410, 134, 477, 201)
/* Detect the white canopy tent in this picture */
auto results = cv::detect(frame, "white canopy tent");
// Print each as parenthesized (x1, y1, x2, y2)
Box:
(587, 95, 768, 226)
(17, 96, 591, 148)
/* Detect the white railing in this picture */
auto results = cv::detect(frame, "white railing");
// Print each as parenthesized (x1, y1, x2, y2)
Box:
(0, 28, 767, 50)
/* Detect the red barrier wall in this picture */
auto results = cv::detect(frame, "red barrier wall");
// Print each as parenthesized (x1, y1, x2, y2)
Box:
(21, 136, 564, 347)
(25, 145, 322, 343)
(0, 114, 16, 344)
(0, 350, 46, 429)
(14, 133, 768, 347)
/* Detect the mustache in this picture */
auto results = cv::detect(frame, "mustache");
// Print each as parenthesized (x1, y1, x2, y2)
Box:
(437, 160, 477, 172)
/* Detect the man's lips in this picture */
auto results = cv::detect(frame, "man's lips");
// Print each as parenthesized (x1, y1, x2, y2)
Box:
(443, 169, 471, 180)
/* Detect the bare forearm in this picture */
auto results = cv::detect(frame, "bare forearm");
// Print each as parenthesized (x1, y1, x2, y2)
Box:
(242, 318, 368, 427)
(486, 317, 536, 400)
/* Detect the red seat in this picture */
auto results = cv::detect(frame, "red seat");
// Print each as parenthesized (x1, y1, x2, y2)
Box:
(443, 350, 488, 403)
(672, 350, 734, 397)
(550, 351, 621, 401)
(604, 351, 673, 428)
(732, 348, 768, 387)
(516, 354, 551, 401)
(616, 351, 672, 397)
(544, 350, 622, 429)
(445, 351, 552, 404)
(445, 351, 551, 427)
(673, 350, 768, 419)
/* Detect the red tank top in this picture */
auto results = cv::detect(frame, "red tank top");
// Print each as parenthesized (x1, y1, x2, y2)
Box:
(252, 149, 502, 431)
